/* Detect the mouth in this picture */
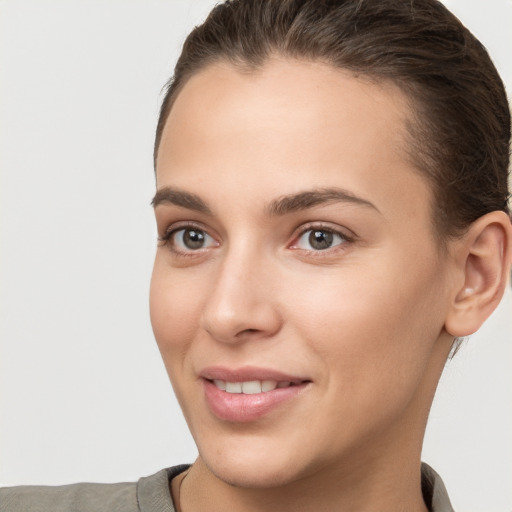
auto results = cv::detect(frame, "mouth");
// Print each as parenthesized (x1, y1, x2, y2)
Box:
(210, 379, 302, 394)
(200, 366, 311, 422)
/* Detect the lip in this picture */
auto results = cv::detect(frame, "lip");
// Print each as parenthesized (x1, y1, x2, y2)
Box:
(200, 365, 309, 384)
(200, 366, 311, 423)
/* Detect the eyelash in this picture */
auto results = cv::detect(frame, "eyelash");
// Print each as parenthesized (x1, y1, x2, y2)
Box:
(158, 222, 217, 257)
(158, 222, 355, 257)
(289, 223, 355, 255)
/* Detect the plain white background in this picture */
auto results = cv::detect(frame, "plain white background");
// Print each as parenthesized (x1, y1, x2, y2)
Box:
(0, 1, 511, 511)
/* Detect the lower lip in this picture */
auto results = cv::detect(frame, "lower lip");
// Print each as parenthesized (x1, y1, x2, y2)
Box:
(203, 380, 309, 423)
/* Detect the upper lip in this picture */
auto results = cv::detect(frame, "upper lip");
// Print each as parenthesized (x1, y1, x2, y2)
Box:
(199, 365, 310, 384)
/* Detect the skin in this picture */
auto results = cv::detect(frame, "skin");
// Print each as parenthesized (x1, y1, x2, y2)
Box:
(150, 58, 510, 512)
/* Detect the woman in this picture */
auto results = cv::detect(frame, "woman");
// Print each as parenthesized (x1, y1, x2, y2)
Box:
(1, 0, 511, 511)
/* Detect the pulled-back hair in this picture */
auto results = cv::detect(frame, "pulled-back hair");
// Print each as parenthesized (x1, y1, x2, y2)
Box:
(154, 0, 511, 239)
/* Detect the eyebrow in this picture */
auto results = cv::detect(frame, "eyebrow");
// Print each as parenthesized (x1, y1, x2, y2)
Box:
(151, 186, 380, 217)
(151, 187, 212, 215)
(266, 187, 380, 216)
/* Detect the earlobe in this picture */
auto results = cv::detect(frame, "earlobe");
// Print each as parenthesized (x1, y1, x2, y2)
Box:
(445, 211, 512, 338)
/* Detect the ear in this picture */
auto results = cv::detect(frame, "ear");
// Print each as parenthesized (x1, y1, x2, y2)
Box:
(445, 211, 512, 337)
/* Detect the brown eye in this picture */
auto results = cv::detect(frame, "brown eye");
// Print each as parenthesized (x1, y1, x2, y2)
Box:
(171, 228, 216, 251)
(309, 230, 334, 250)
(294, 228, 347, 251)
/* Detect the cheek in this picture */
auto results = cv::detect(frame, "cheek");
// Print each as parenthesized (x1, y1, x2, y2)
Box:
(283, 257, 445, 402)
(149, 259, 204, 369)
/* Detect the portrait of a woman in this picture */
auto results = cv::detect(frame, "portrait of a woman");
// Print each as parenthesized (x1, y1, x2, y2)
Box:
(1, 1, 511, 511)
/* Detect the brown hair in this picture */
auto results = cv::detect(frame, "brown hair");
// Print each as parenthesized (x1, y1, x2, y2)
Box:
(154, 0, 511, 239)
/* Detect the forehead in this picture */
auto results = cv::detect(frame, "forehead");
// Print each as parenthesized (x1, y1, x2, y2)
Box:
(157, 58, 432, 229)
(159, 58, 412, 164)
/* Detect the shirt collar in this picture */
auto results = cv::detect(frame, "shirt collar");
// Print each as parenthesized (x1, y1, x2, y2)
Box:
(421, 462, 455, 512)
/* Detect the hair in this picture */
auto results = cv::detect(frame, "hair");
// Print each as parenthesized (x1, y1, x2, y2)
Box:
(154, 0, 511, 241)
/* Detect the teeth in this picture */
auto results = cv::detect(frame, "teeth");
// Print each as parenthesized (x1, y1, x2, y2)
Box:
(262, 380, 278, 392)
(242, 381, 261, 394)
(213, 379, 288, 394)
(213, 379, 226, 391)
(225, 382, 242, 393)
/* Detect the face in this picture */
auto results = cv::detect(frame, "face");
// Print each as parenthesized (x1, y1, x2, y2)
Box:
(151, 59, 455, 488)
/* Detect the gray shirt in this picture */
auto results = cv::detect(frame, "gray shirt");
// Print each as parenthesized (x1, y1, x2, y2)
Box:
(0, 463, 454, 511)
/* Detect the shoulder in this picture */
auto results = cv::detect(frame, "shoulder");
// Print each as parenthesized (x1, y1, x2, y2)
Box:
(0, 480, 138, 512)
(421, 462, 455, 512)
(0, 465, 189, 512)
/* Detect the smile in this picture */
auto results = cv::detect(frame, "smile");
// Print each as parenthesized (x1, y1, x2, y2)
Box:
(200, 367, 311, 422)
(212, 379, 297, 394)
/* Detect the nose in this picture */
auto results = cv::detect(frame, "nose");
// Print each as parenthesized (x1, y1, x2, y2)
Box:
(200, 249, 282, 344)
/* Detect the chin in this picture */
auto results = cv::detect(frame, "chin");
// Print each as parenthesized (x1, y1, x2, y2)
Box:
(204, 455, 303, 489)
(195, 430, 322, 490)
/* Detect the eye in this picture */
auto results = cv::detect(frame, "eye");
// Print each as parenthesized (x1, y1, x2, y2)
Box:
(292, 228, 349, 251)
(163, 227, 218, 252)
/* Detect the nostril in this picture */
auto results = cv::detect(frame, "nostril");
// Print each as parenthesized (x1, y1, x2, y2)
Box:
(236, 328, 259, 337)
(201, 294, 282, 344)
